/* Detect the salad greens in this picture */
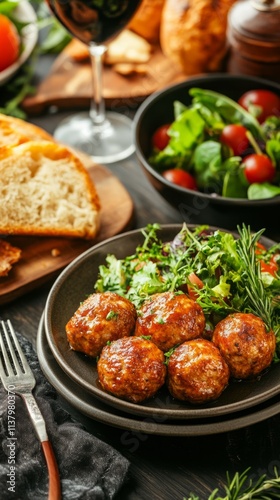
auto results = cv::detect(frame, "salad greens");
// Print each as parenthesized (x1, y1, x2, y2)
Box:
(95, 223, 280, 353)
(149, 88, 280, 200)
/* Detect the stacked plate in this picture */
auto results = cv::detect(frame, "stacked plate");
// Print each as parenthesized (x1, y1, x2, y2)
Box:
(38, 225, 280, 436)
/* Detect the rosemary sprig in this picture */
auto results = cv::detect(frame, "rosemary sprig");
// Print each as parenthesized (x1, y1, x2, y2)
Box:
(235, 224, 274, 331)
(184, 467, 280, 500)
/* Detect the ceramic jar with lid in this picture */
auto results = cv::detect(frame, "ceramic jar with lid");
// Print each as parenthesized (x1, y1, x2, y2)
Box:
(226, 0, 280, 82)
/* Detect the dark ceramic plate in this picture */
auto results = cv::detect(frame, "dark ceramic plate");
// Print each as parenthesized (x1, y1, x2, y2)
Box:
(44, 224, 280, 421)
(38, 312, 280, 436)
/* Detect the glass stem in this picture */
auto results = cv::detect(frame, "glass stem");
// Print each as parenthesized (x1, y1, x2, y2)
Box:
(88, 43, 108, 127)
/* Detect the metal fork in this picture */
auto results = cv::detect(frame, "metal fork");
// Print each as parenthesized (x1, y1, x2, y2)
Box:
(0, 320, 61, 500)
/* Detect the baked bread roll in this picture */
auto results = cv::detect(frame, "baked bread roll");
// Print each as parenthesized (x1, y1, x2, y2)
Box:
(128, 0, 165, 43)
(0, 113, 53, 145)
(160, 0, 237, 74)
(0, 141, 100, 240)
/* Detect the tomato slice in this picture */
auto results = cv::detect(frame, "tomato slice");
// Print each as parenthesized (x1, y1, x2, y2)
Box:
(260, 260, 278, 277)
(255, 242, 267, 255)
(187, 272, 204, 300)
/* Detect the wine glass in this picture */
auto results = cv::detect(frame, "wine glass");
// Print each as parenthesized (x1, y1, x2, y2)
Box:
(45, 0, 142, 163)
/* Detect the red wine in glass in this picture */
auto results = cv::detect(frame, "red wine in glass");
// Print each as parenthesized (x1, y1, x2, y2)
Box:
(45, 0, 143, 163)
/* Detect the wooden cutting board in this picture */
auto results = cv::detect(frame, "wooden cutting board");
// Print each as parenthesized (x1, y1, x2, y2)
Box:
(22, 44, 186, 115)
(0, 157, 134, 305)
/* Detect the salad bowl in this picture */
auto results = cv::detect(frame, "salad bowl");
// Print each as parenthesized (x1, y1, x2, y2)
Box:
(134, 74, 280, 240)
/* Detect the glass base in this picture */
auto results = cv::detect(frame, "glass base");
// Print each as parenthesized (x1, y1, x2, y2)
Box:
(53, 111, 135, 164)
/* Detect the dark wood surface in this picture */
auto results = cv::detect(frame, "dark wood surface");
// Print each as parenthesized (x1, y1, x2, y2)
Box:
(1, 53, 280, 500)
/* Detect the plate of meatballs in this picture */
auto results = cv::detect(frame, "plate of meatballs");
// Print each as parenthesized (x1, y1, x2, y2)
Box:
(44, 223, 280, 422)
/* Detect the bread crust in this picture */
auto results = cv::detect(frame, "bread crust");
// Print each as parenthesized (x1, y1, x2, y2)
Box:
(0, 113, 53, 143)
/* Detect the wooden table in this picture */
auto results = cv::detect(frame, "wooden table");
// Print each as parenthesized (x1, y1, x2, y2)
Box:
(1, 56, 280, 500)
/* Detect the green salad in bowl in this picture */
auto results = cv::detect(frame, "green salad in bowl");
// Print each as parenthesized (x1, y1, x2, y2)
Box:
(149, 87, 280, 200)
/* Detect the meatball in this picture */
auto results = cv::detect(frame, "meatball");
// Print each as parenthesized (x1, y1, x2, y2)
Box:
(97, 336, 166, 403)
(134, 292, 205, 352)
(167, 339, 230, 404)
(212, 312, 276, 379)
(66, 291, 137, 357)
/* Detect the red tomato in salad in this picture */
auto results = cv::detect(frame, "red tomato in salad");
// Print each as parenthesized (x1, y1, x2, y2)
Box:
(260, 260, 278, 277)
(255, 242, 267, 255)
(220, 124, 250, 155)
(187, 272, 204, 300)
(243, 154, 275, 184)
(162, 169, 197, 190)
(255, 243, 279, 277)
(0, 14, 20, 72)
(238, 89, 280, 123)
(152, 124, 171, 150)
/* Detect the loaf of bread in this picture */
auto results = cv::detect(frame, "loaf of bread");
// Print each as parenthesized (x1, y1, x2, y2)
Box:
(160, 0, 237, 75)
(0, 113, 53, 145)
(0, 141, 100, 240)
(128, 0, 165, 43)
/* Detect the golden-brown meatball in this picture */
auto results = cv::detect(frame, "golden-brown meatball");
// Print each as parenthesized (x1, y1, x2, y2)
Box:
(134, 292, 205, 352)
(66, 291, 137, 357)
(167, 338, 230, 404)
(97, 336, 167, 403)
(212, 312, 276, 379)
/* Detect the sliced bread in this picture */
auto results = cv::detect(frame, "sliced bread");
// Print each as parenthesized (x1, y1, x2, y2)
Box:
(0, 141, 100, 240)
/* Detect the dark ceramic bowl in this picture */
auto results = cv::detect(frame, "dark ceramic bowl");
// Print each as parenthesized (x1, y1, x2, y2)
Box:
(134, 74, 280, 240)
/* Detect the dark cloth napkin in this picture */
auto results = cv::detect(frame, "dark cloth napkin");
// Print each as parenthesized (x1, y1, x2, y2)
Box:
(0, 334, 130, 500)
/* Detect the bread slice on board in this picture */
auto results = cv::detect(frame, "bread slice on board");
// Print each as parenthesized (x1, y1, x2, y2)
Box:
(0, 141, 100, 240)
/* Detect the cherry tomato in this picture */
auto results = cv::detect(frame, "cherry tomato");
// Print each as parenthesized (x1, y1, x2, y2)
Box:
(238, 89, 280, 123)
(260, 260, 278, 277)
(255, 242, 267, 255)
(0, 14, 20, 72)
(243, 154, 275, 184)
(187, 272, 204, 300)
(220, 124, 250, 155)
(152, 124, 171, 150)
(162, 169, 197, 190)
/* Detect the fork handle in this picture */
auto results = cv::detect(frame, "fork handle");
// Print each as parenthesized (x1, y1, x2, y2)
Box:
(42, 440, 61, 500)
(22, 393, 61, 499)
